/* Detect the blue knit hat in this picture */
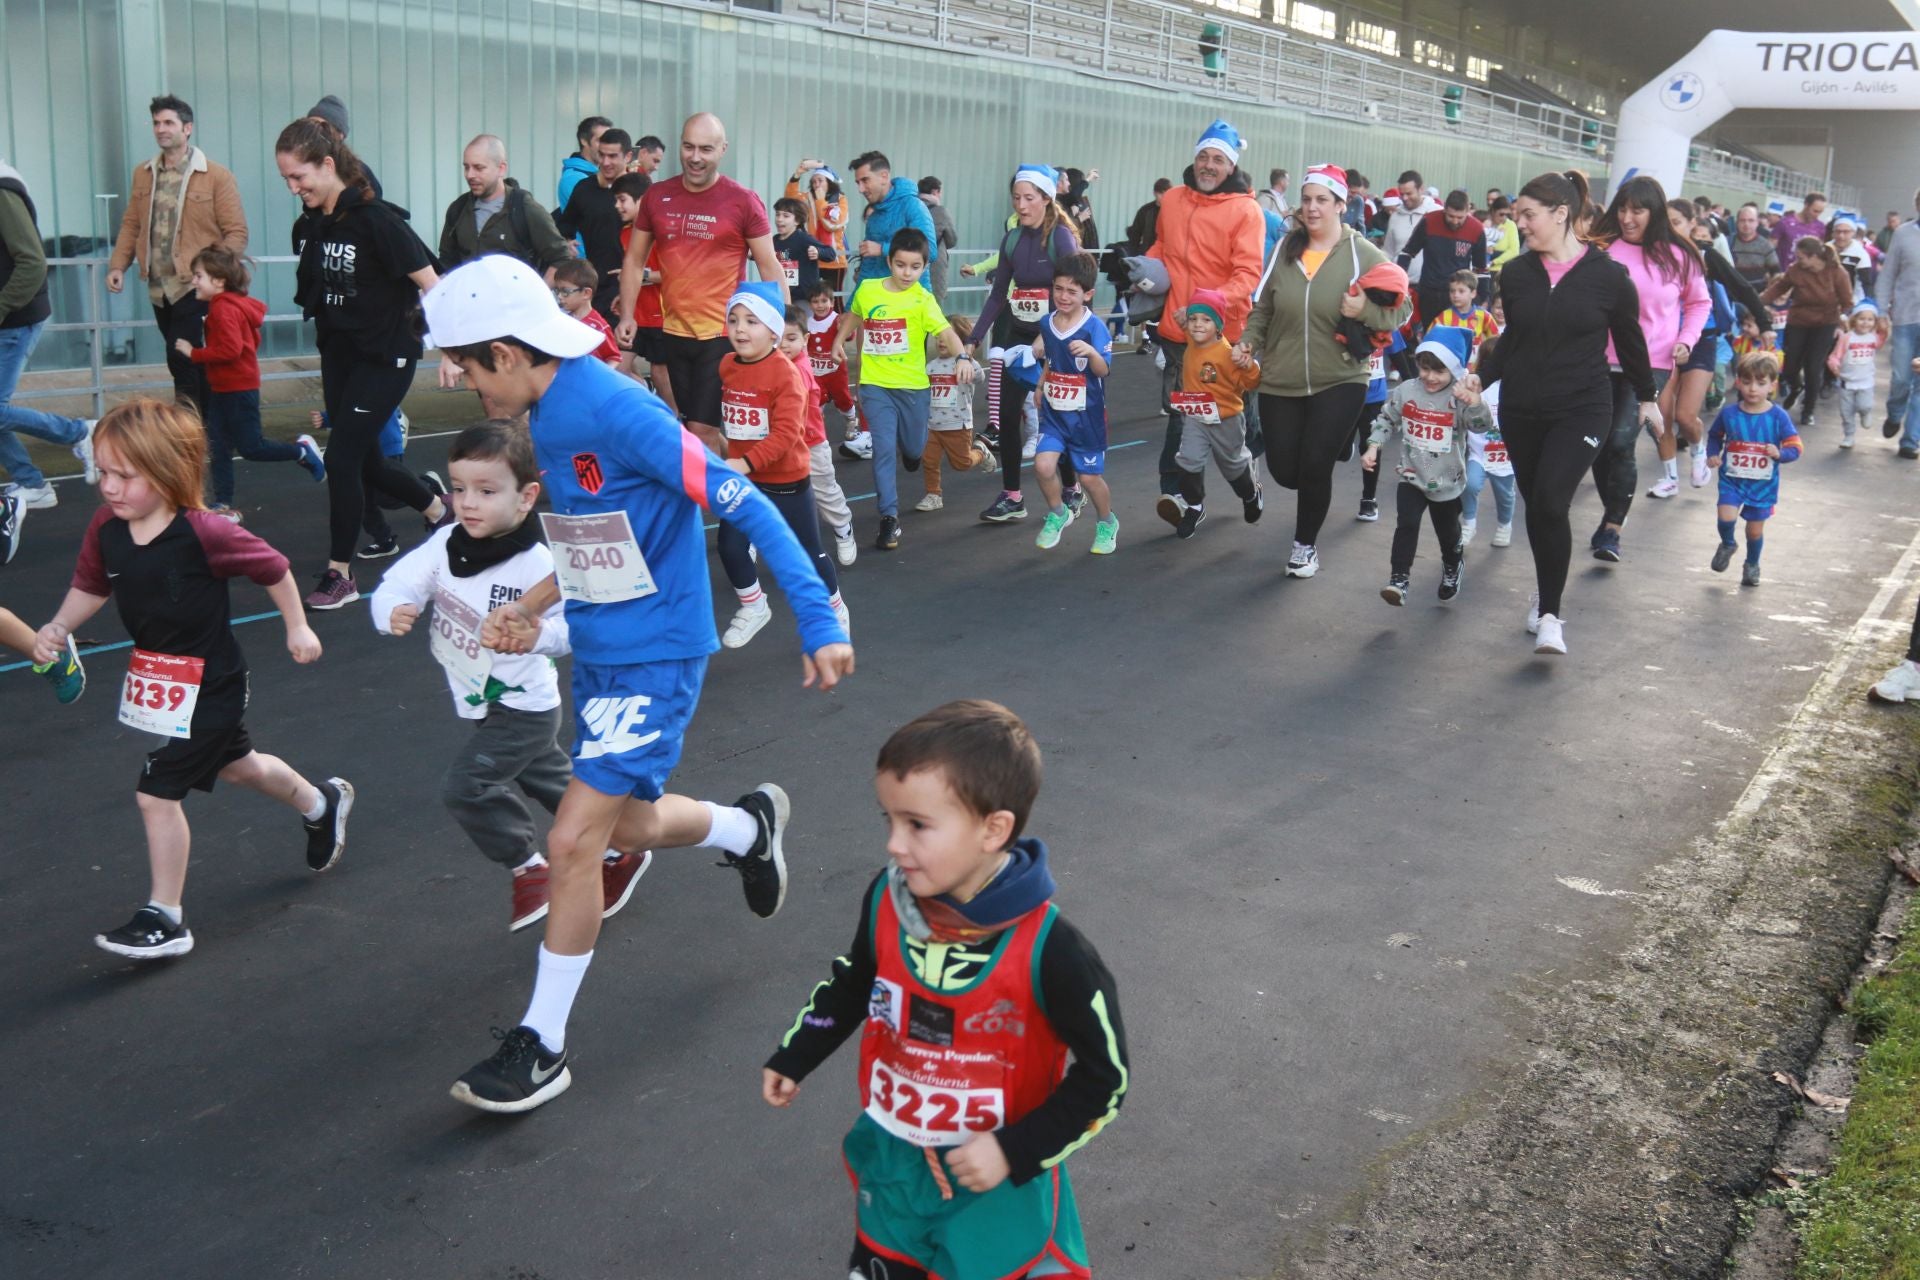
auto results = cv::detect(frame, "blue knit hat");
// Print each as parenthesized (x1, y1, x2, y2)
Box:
(1413, 326, 1473, 380)
(1194, 119, 1246, 162)
(1013, 163, 1060, 200)
(728, 281, 786, 336)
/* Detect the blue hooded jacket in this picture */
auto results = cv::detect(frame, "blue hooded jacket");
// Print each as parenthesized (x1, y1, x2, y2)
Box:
(555, 154, 598, 213)
(852, 176, 938, 291)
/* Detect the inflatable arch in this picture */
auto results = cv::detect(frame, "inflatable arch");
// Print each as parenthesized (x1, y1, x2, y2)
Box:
(1612, 29, 1920, 195)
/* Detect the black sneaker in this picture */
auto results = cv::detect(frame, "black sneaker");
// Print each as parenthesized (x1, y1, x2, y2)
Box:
(1356, 499, 1379, 523)
(0, 490, 21, 564)
(1381, 572, 1409, 606)
(1902, 445, 1920, 460)
(875, 515, 900, 551)
(902, 451, 922, 473)
(1176, 506, 1205, 540)
(1593, 528, 1622, 563)
(1243, 485, 1264, 523)
(450, 1025, 571, 1113)
(1741, 561, 1762, 587)
(356, 533, 400, 560)
(1711, 542, 1736, 573)
(304, 777, 354, 871)
(722, 783, 789, 919)
(96, 906, 193, 959)
(1884, 416, 1903, 440)
(1438, 559, 1463, 601)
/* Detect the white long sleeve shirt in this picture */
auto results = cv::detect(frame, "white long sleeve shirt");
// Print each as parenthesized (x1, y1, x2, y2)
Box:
(370, 526, 568, 719)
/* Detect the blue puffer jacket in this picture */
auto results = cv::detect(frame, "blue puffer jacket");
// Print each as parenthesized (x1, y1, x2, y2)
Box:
(852, 176, 938, 291)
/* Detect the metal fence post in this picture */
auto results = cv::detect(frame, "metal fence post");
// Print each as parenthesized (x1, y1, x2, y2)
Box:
(1101, 0, 1112, 72)
(88, 260, 105, 418)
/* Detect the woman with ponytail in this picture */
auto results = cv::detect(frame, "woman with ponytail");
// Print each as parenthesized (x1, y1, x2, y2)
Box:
(274, 117, 448, 611)
(1473, 170, 1659, 656)
(1763, 235, 1855, 427)
(1585, 175, 1710, 556)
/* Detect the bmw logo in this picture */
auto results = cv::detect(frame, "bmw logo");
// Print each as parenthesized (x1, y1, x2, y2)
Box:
(1661, 72, 1705, 112)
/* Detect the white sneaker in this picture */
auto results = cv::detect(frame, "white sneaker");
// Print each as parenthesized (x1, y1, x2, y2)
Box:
(1869, 659, 1920, 704)
(1526, 590, 1541, 634)
(1021, 436, 1038, 461)
(4, 482, 56, 509)
(1646, 476, 1680, 499)
(1492, 522, 1512, 547)
(74, 419, 99, 483)
(1460, 518, 1477, 547)
(840, 431, 873, 461)
(721, 598, 773, 649)
(1534, 613, 1567, 655)
(1285, 542, 1320, 578)
(1690, 451, 1711, 485)
(914, 493, 943, 512)
(834, 533, 858, 567)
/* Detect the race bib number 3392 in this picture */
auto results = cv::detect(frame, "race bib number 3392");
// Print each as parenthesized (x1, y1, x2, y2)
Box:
(541, 512, 658, 604)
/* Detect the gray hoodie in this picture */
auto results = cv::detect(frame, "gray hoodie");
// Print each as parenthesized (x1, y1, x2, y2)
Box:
(1368, 375, 1490, 501)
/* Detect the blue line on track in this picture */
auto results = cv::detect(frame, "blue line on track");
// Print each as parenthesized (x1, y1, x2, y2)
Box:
(3, 439, 1151, 676)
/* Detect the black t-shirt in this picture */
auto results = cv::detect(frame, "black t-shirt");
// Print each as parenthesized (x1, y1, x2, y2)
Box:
(293, 185, 432, 361)
(770, 229, 836, 296)
(556, 178, 625, 315)
(73, 507, 291, 725)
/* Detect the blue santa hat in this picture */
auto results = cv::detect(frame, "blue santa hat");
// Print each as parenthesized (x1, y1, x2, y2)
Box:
(1413, 326, 1473, 381)
(728, 281, 787, 336)
(1013, 163, 1060, 200)
(1851, 297, 1880, 318)
(1194, 119, 1247, 163)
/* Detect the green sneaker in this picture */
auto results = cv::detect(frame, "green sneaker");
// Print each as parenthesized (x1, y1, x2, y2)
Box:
(33, 634, 86, 704)
(1090, 513, 1120, 555)
(1034, 506, 1075, 550)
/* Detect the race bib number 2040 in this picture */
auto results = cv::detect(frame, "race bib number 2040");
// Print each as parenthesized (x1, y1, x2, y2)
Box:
(541, 512, 658, 604)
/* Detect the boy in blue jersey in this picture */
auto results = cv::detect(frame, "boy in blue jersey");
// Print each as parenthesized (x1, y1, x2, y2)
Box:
(1031, 255, 1117, 554)
(423, 255, 855, 1114)
(1706, 350, 1802, 588)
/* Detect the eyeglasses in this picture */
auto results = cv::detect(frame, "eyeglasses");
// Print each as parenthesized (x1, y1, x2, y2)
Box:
(551, 286, 585, 300)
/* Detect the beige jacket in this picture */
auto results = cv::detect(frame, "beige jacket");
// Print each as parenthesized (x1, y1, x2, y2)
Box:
(108, 147, 248, 283)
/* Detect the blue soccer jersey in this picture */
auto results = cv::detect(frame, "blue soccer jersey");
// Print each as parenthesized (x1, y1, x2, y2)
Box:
(1036, 310, 1112, 470)
(1707, 402, 1801, 514)
(528, 356, 846, 666)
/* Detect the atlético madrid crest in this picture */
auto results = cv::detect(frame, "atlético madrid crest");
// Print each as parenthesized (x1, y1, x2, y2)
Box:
(573, 452, 604, 494)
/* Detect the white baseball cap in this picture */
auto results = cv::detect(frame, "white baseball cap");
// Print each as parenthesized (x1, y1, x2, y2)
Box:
(422, 254, 605, 359)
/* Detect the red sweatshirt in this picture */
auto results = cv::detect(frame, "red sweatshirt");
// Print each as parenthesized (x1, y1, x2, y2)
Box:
(188, 291, 266, 393)
(719, 351, 810, 484)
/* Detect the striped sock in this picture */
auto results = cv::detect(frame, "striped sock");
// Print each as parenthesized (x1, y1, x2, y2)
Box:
(987, 357, 1004, 430)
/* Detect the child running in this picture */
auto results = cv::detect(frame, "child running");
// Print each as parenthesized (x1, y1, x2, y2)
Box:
(371, 423, 593, 934)
(176, 247, 326, 517)
(717, 282, 850, 647)
(1362, 327, 1486, 604)
(1032, 254, 1118, 554)
(837, 228, 975, 551)
(1706, 350, 1802, 587)
(779, 303, 858, 567)
(1460, 334, 1515, 548)
(612, 172, 671, 405)
(806, 280, 865, 459)
(1833, 301, 1883, 448)
(762, 699, 1129, 1280)
(31, 398, 351, 960)
(1352, 328, 1405, 523)
(424, 254, 853, 1113)
(771, 197, 841, 300)
(917, 314, 996, 512)
(1425, 269, 1499, 350)
(1160, 288, 1263, 539)
(547, 259, 622, 366)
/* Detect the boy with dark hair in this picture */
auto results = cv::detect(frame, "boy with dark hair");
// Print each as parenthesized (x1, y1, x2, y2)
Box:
(609, 171, 670, 399)
(763, 699, 1130, 1280)
(1031, 253, 1117, 554)
(423, 254, 853, 1112)
(1707, 350, 1802, 586)
(771, 196, 840, 298)
(1426, 269, 1499, 346)
(547, 259, 621, 366)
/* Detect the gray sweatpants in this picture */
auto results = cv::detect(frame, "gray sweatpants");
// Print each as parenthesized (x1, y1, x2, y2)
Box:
(1840, 384, 1874, 436)
(809, 441, 853, 538)
(1176, 410, 1253, 480)
(442, 703, 571, 867)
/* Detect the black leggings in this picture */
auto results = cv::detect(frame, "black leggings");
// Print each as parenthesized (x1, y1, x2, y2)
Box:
(319, 341, 433, 564)
(1503, 402, 1610, 618)
(1352, 397, 1381, 501)
(1391, 482, 1462, 573)
(1781, 323, 1837, 413)
(993, 317, 1074, 492)
(716, 479, 837, 596)
(1259, 382, 1368, 546)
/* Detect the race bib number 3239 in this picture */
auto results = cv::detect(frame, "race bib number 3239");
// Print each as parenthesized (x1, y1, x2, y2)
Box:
(118, 649, 203, 739)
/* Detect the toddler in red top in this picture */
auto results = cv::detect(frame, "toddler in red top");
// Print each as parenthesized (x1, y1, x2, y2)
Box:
(30, 398, 350, 962)
(177, 248, 324, 514)
(806, 279, 863, 451)
(546, 259, 621, 367)
(715, 282, 848, 651)
(778, 303, 858, 570)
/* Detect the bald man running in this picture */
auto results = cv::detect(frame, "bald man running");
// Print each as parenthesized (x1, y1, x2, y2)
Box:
(616, 113, 786, 449)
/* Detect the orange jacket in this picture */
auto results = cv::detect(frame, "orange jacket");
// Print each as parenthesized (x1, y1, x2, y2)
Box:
(784, 180, 849, 258)
(1147, 176, 1266, 343)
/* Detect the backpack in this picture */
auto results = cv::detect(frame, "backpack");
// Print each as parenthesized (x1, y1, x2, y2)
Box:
(441, 186, 533, 265)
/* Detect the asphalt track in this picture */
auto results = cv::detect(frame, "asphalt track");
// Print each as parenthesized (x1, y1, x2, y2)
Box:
(4, 355, 1916, 1279)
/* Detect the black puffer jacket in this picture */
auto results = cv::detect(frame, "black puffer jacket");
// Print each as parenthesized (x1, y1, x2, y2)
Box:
(1479, 246, 1654, 414)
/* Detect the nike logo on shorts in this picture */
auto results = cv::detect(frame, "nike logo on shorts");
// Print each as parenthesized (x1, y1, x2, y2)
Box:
(578, 694, 663, 759)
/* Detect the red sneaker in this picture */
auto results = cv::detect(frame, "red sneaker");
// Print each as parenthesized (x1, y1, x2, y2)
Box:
(511, 862, 551, 933)
(602, 849, 653, 920)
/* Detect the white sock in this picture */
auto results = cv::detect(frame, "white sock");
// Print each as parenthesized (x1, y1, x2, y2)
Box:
(735, 582, 766, 608)
(702, 799, 759, 856)
(1663, 458, 1679, 481)
(834, 523, 853, 542)
(1689, 442, 1705, 458)
(829, 590, 844, 609)
(513, 852, 547, 873)
(147, 899, 182, 927)
(300, 787, 327, 821)
(602, 848, 622, 863)
(522, 945, 593, 1054)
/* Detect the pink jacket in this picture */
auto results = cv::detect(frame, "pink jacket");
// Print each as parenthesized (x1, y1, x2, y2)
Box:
(1604, 240, 1711, 372)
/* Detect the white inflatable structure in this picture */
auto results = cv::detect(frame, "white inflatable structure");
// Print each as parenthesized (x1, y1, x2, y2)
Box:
(1612, 30, 1920, 194)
